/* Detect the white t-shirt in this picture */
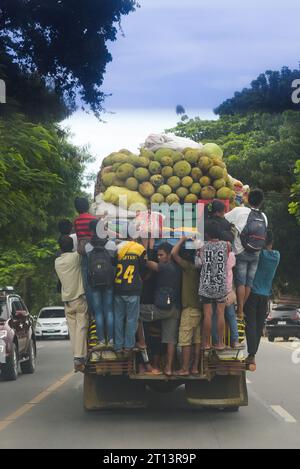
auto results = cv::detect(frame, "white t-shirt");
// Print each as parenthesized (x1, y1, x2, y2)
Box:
(225, 207, 268, 255)
(70, 233, 78, 252)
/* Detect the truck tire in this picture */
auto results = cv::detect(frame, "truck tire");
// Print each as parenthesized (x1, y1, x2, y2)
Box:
(20, 339, 36, 374)
(2, 343, 18, 381)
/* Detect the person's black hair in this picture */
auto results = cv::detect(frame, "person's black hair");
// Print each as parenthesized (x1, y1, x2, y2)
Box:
(248, 189, 264, 208)
(266, 230, 273, 246)
(179, 245, 195, 262)
(211, 199, 226, 216)
(59, 235, 74, 253)
(205, 220, 221, 240)
(157, 242, 172, 255)
(57, 219, 73, 235)
(74, 197, 89, 214)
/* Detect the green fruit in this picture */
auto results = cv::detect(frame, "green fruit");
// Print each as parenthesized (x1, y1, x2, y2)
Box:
(150, 174, 164, 188)
(112, 176, 126, 187)
(200, 176, 211, 187)
(161, 166, 173, 178)
(176, 187, 189, 200)
(217, 187, 232, 200)
(118, 148, 132, 156)
(158, 184, 172, 197)
(211, 157, 226, 168)
(102, 155, 114, 167)
(166, 194, 180, 205)
(184, 149, 201, 165)
(209, 165, 224, 180)
(191, 167, 203, 181)
(154, 148, 174, 162)
(127, 155, 141, 166)
(201, 143, 223, 159)
(102, 172, 116, 186)
(201, 186, 216, 200)
(173, 160, 192, 178)
(184, 194, 198, 204)
(149, 161, 161, 175)
(112, 162, 122, 172)
(140, 149, 155, 160)
(151, 193, 165, 204)
(213, 178, 226, 190)
(126, 177, 139, 191)
(116, 163, 135, 180)
(111, 152, 128, 164)
(172, 151, 184, 163)
(167, 176, 181, 190)
(134, 167, 150, 182)
(139, 182, 155, 198)
(190, 183, 202, 195)
(198, 156, 212, 172)
(181, 176, 193, 188)
(183, 147, 194, 155)
(137, 156, 150, 168)
(161, 156, 174, 167)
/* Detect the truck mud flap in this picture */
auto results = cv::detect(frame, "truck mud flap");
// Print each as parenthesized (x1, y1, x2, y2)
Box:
(185, 372, 248, 408)
(83, 374, 147, 411)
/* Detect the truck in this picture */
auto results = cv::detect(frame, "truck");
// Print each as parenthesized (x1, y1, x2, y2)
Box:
(83, 143, 253, 411)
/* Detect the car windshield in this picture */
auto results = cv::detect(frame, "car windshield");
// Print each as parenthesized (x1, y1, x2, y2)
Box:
(39, 309, 65, 319)
(0, 300, 8, 319)
(271, 306, 298, 318)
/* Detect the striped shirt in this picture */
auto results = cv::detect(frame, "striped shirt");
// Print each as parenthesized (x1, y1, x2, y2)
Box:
(74, 213, 97, 240)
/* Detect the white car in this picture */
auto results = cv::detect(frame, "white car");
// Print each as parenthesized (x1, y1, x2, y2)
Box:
(35, 307, 69, 339)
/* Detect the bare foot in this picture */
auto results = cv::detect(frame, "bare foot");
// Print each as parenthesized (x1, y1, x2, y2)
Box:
(174, 369, 190, 377)
(164, 368, 173, 377)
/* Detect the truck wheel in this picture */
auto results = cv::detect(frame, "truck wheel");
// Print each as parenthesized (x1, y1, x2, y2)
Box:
(268, 336, 275, 342)
(2, 343, 18, 381)
(20, 339, 36, 374)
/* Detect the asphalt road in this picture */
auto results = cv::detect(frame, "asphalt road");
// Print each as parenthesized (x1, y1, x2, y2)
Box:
(1, 337, 300, 449)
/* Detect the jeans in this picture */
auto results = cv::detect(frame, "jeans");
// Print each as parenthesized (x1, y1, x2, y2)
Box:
(81, 255, 95, 317)
(114, 295, 140, 351)
(234, 250, 260, 288)
(90, 287, 114, 343)
(212, 304, 239, 344)
(244, 292, 268, 356)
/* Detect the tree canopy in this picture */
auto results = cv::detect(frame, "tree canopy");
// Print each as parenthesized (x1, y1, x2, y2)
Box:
(0, 0, 139, 116)
(215, 67, 300, 116)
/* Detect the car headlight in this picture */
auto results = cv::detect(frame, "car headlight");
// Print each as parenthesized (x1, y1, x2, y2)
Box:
(0, 330, 7, 339)
(36, 322, 42, 328)
(61, 320, 68, 327)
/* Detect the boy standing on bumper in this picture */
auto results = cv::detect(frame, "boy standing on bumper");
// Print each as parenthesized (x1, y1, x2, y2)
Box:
(114, 235, 146, 354)
(172, 237, 202, 376)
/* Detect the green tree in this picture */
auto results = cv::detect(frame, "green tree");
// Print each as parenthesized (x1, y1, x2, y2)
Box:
(289, 160, 300, 224)
(0, 0, 139, 116)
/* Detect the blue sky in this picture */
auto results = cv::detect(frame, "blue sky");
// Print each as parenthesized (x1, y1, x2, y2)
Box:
(63, 0, 300, 189)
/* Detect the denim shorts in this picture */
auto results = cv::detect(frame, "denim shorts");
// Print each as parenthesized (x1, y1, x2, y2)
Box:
(234, 250, 260, 288)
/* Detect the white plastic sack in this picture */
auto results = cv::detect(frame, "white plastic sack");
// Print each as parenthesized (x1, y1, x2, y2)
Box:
(93, 194, 137, 219)
(142, 132, 203, 152)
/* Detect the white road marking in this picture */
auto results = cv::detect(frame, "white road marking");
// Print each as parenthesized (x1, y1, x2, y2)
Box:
(270, 406, 297, 423)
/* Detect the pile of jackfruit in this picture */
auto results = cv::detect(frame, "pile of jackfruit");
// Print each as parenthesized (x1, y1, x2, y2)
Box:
(97, 143, 236, 208)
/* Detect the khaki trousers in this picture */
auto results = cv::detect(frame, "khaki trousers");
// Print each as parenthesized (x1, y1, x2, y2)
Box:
(65, 296, 89, 359)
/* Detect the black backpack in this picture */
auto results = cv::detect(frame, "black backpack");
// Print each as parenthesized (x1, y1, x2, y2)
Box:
(87, 246, 115, 288)
(240, 209, 267, 253)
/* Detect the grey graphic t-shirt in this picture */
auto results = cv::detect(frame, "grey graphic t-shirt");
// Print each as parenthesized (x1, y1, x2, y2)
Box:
(197, 241, 228, 299)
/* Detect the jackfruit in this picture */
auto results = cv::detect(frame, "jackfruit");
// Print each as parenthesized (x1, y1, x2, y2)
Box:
(172, 151, 184, 163)
(173, 160, 192, 178)
(184, 149, 201, 165)
(201, 186, 216, 200)
(134, 168, 150, 182)
(102, 172, 116, 187)
(209, 166, 224, 180)
(213, 178, 226, 190)
(150, 174, 164, 188)
(137, 156, 150, 168)
(140, 149, 155, 160)
(161, 156, 174, 167)
(157, 184, 172, 197)
(116, 163, 135, 180)
(198, 156, 212, 172)
(167, 176, 181, 190)
(118, 149, 132, 156)
(149, 161, 161, 175)
(154, 148, 174, 162)
(101, 166, 113, 175)
(103, 186, 147, 208)
(127, 155, 141, 167)
(102, 154, 116, 167)
(176, 187, 189, 199)
(166, 194, 180, 205)
(201, 143, 223, 159)
(183, 147, 194, 155)
(151, 193, 165, 204)
(111, 152, 128, 164)
(191, 167, 203, 181)
(161, 166, 174, 178)
(126, 177, 139, 191)
(217, 187, 232, 200)
(211, 158, 226, 168)
(112, 176, 126, 187)
(200, 176, 211, 187)
(184, 194, 198, 204)
(112, 162, 122, 172)
(190, 183, 202, 195)
(139, 182, 155, 198)
(181, 176, 193, 188)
